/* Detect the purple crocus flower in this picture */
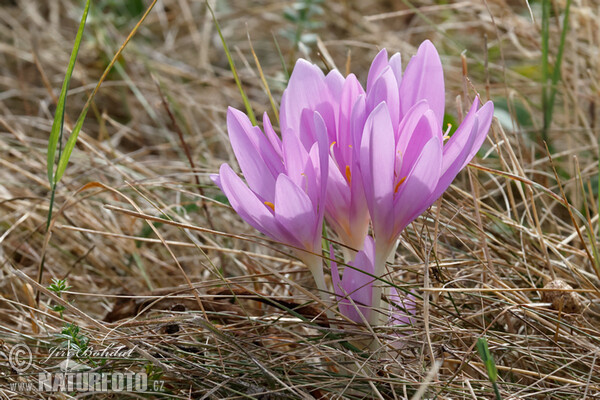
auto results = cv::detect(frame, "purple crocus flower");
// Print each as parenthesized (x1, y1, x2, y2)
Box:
(357, 41, 494, 324)
(281, 61, 370, 254)
(212, 107, 329, 294)
(331, 236, 417, 326)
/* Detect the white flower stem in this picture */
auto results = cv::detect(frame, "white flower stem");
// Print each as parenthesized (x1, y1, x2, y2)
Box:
(300, 252, 335, 323)
(368, 241, 394, 327)
(338, 230, 365, 264)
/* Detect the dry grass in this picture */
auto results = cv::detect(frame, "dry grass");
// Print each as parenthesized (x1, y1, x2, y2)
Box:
(1, 0, 600, 398)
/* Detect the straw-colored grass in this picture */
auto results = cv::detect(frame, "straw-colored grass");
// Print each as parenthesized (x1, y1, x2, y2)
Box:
(1, 0, 600, 398)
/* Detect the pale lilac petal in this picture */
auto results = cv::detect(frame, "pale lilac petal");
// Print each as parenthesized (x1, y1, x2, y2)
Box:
(219, 164, 296, 245)
(305, 142, 321, 208)
(388, 52, 402, 90)
(360, 235, 374, 258)
(298, 108, 319, 149)
(366, 48, 388, 92)
(330, 245, 343, 299)
(463, 100, 494, 167)
(325, 69, 345, 100)
(313, 111, 330, 227)
(398, 109, 440, 180)
(350, 95, 367, 159)
(439, 99, 479, 174)
(227, 107, 278, 200)
(210, 173, 221, 189)
(339, 266, 373, 323)
(338, 74, 365, 164)
(394, 137, 443, 235)
(274, 174, 317, 250)
(429, 118, 479, 203)
(325, 157, 351, 235)
(280, 59, 328, 137)
(367, 67, 400, 130)
(428, 100, 493, 203)
(388, 288, 416, 326)
(282, 128, 309, 188)
(399, 40, 445, 127)
(347, 162, 369, 248)
(338, 298, 366, 324)
(360, 103, 396, 240)
(340, 236, 376, 323)
(315, 101, 338, 145)
(262, 112, 282, 158)
(394, 100, 432, 177)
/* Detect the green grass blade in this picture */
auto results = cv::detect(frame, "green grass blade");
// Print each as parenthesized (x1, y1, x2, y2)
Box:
(540, 0, 549, 116)
(546, 0, 571, 129)
(272, 32, 289, 81)
(54, 109, 88, 183)
(54, 0, 159, 185)
(476, 337, 502, 400)
(206, 1, 257, 125)
(541, 0, 571, 144)
(247, 32, 279, 125)
(47, 0, 90, 183)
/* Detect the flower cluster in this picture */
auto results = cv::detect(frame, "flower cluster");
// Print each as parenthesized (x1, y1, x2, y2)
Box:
(213, 40, 494, 325)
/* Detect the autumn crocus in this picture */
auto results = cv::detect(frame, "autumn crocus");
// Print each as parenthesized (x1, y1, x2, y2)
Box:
(358, 41, 494, 325)
(281, 60, 370, 257)
(331, 236, 416, 326)
(212, 107, 329, 297)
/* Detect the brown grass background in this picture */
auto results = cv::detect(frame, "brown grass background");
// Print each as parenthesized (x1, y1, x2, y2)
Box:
(1, 0, 600, 398)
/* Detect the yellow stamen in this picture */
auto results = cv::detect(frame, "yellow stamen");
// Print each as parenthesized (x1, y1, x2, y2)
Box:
(264, 201, 275, 211)
(443, 123, 452, 141)
(330, 141, 337, 151)
(394, 177, 406, 194)
(345, 165, 352, 184)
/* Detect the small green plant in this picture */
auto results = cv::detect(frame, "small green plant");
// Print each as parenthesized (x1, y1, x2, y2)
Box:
(207, 1, 256, 125)
(476, 337, 502, 400)
(540, 0, 572, 145)
(40, 0, 158, 290)
(145, 364, 164, 382)
(57, 323, 89, 354)
(47, 278, 71, 318)
(282, 0, 324, 56)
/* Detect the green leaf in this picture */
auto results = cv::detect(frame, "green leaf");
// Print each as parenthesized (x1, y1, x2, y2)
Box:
(476, 337, 498, 383)
(541, 0, 571, 145)
(47, 0, 90, 183)
(206, 1, 257, 125)
(55, 109, 88, 184)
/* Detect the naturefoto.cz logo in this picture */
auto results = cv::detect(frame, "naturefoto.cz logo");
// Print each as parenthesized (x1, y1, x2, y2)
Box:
(3, 342, 164, 393)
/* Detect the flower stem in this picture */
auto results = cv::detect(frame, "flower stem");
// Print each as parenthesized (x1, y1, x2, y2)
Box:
(299, 252, 335, 323)
(368, 241, 394, 327)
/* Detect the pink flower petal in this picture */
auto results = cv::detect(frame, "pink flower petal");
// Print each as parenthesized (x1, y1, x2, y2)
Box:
(394, 137, 443, 235)
(399, 109, 440, 179)
(367, 67, 401, 131)
(313, 111, 330, 229)
(280, 59, 328, 138)
(227, 107, 280, 201)
(274, 174, 319, 251)
(388, 52, 403, 90)
(399, 40, 445, 128)
(219, 164, 296, 245)
(262, 112, 282, 158)
(282, 127, 309, 188)
(428, 99, 493, 203)
(360, 103, 396, 240)
(463, 100, 494, 168)
(367, 48, 389, 92)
